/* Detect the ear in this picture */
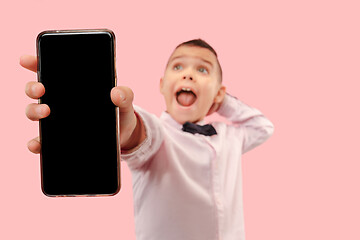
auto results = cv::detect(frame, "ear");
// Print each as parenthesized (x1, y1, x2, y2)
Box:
(159, 77, 164, 95)
(214, 85, 226, 103)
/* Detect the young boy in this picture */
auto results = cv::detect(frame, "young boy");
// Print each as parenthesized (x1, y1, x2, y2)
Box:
(22, 39, 274, 240)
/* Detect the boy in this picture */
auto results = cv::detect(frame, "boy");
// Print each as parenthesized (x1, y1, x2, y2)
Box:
(22, 39, 274, 240)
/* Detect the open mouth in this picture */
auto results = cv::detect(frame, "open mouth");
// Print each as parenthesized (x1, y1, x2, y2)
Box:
(176, 87, 197, 107)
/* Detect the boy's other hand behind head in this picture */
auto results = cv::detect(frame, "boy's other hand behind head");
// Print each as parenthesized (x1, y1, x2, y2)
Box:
(206, 98, 224, 117)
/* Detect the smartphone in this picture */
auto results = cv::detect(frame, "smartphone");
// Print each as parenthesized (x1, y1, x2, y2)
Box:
(36, 29, 120, 197)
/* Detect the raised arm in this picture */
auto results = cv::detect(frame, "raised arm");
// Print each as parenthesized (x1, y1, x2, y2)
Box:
(217, 93, 274, 154)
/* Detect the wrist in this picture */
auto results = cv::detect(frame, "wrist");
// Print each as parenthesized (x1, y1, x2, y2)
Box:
(121, 112, 145, 151)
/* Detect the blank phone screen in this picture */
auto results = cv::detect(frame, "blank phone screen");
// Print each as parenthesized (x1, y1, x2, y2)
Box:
(37, 30, 120, 196)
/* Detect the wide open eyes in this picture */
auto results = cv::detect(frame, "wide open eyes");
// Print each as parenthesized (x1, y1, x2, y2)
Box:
(173, 64, 209, 74)
(198, 67, 208, 74)
(173, 64, 183, 71)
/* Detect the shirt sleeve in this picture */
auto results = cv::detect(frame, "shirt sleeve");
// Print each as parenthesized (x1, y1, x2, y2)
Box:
(120, 105, 164, 170)
(217, 93, 275, 154)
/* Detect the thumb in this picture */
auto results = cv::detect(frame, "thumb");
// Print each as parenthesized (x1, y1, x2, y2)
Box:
(111, 86, 134, 113)
(111, 86, 139, 147)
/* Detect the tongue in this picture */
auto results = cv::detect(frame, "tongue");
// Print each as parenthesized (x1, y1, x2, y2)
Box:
(177, 92, 196, 106)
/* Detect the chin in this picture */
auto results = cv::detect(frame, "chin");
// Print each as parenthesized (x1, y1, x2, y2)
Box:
(173, 111, 204, 124)
(172, 114, 191, 124)
(168, 100, 205, 124)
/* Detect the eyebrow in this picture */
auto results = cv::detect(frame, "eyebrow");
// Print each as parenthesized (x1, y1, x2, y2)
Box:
(169, 55, 214, 68)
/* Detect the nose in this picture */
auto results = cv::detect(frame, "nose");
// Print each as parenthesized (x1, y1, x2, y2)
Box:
(183, 75, 193, 81)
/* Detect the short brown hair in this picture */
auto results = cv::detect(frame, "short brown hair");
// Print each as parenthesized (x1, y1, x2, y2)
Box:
(175, 39, 223, 82)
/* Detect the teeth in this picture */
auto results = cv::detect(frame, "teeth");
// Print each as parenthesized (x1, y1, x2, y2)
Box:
(181, 88, 192, 92)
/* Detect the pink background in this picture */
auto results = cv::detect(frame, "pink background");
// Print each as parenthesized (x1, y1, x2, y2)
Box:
(1, 0, 359, 239)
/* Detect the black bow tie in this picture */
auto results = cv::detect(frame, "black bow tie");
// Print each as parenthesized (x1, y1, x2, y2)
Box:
(182, 121, 217, 136)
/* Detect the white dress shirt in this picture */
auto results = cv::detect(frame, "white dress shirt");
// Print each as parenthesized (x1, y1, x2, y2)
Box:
(121, 94, 274, 240)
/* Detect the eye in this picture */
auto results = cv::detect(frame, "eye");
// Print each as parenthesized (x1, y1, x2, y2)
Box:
(173, 65, 183, 71)
(198, 67, 208, 74)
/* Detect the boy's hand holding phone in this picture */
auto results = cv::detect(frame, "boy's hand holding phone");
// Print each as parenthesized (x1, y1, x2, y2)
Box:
(21, 29, 143, 196)
(22, 55, 141, 154)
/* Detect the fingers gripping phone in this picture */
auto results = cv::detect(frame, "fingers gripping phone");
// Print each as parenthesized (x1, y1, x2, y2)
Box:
(36, 29, 120, 197)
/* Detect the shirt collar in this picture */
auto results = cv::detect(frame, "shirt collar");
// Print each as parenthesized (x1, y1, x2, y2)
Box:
(160, 111, 206, 130)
